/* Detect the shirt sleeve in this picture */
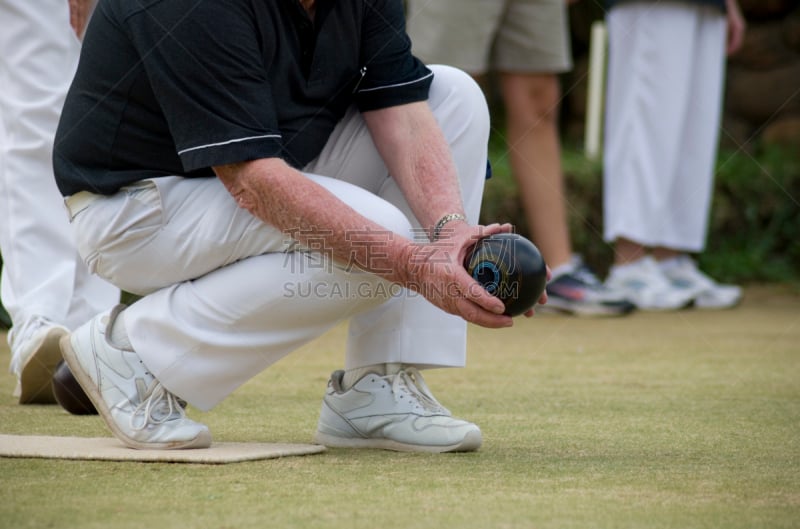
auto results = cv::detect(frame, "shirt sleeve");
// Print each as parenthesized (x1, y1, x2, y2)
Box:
(124, 2, 284, 172)
(354, 0, 434, 112)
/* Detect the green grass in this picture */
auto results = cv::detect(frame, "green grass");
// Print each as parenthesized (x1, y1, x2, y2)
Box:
(1, 285, 798, 528)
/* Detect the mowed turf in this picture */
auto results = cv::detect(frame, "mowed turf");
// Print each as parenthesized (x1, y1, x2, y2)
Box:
(0, 285, 797, 529)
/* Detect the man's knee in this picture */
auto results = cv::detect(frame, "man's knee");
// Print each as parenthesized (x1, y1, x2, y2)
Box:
(374, 202, 414, 241)
(427, 64, 490, 141)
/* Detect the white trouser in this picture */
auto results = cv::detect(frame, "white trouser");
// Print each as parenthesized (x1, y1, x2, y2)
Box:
(67, 65, 490, 411)
(0, 0, 118, 366)
(602, 2, 726, 252)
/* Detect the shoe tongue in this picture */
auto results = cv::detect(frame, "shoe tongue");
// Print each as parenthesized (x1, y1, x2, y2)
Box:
(384, 362, 403, 375)
(393, 370, 449, 415)
(657, 255, 686, 272)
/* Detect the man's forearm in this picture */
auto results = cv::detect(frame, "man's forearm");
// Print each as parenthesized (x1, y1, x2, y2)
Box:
(214, 158, 415, 285)
(214, 145, 510, 327)
(363, 101, 468, 240)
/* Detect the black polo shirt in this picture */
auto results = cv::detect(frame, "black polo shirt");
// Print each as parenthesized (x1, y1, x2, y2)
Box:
(54, 0, 433, 196)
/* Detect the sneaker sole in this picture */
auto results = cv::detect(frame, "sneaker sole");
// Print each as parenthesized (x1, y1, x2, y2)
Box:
(694, 299, 741, 310)
(539, 299, 635, 317)
(693, 290, 743, 310)
(18, 327, 68, 404)
(59, 334, 211, 450)
(634, 298, 694, 311)
(313, 430, 482, 453)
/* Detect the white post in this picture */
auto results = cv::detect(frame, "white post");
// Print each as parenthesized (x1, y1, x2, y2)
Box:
(584, 20, 607, 161)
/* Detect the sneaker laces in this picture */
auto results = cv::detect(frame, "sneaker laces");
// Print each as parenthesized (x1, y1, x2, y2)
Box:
(390, 367, 450, 415)
(130, 381, 187, 431)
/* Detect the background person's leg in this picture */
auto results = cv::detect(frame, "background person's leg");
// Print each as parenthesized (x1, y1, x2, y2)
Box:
(500, 72, 572, 268)
(0, 0, 118, 399)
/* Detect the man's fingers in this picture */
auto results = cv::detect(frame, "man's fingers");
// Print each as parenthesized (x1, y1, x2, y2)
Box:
(458, 267, 506, 314)
(479, 223, 513, 237)
(457, 297, 512, 328)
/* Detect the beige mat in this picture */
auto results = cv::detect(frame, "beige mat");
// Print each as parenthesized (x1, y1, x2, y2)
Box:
(0, 434, 325, 464)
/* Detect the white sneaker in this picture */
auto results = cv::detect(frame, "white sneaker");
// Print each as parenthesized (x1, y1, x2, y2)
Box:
(659, 255, 742, 309)
(605, 256, 695, 311)
(9, 318, 69, 404)
(59, 305, 211, 450)
(314, 368, 482, 453)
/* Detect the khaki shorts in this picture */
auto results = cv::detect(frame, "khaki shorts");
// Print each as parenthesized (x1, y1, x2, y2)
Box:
(406, 0, 572, 74)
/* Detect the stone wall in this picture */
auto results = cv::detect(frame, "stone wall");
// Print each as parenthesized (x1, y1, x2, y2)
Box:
(564, 0, 800, 151)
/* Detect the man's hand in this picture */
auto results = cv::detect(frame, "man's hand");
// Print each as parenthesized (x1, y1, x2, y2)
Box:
(397, 222, 515, 328)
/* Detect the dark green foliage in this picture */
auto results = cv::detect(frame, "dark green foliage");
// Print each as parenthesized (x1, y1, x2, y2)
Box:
(0, 302, 10, 329)
(706, 146, 800, 283)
